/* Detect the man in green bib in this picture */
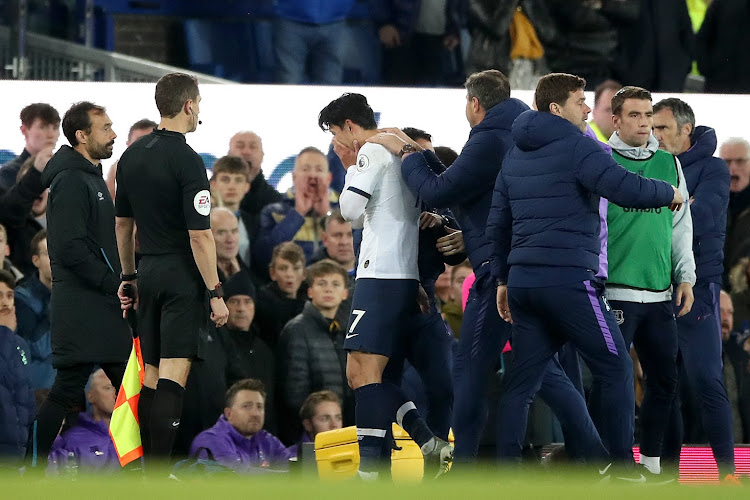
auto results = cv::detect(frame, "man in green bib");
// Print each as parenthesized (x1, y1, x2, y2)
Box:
(602, 86, 696, 480)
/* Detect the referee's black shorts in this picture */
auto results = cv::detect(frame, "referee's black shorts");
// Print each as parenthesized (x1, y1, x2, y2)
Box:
(137, 254, 209, 366)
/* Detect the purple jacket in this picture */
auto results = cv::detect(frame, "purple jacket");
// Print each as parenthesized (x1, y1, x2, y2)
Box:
(189, 415, 292, 472)
(47, 413, 119, 474)
(585, 124, 612, 280)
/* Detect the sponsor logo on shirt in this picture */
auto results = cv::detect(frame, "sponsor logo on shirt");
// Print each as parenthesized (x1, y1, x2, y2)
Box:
(193, 189, 211, 216)
(357, 155, 370, 172)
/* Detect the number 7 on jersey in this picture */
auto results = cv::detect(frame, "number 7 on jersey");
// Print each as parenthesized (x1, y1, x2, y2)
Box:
(349, 309, 366, 333)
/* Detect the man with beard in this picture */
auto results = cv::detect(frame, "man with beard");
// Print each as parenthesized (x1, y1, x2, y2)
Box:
(254, 147, 337, 269)
(30, 102, 131, 467)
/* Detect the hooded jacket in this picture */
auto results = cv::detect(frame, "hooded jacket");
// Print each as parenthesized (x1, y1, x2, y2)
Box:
(606, 133, 695, 303)
(676, 126, 729, 285)
(41, 145, 130, 367)
(47, 412, 119, 474)
(14, 273, 55, 389)
(401, 97, 529, 277)
(0, 326, 34, 462)
(487, 111, 674, 287)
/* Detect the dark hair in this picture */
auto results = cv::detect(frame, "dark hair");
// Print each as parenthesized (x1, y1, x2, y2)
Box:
(30, 229, 47, 257)
(402, 127, 432, 144)
(611, 86, 652, 116)
(324, 208, 347, 231)
(62, 101, 106, 147)
(307, 259, 349, 286)
(20, 103, 60, 128)
(653, 98, 696, 137)
(300, 390, 341, 421)
(464, 70, 511, 111)
(434, 146, 458, 167)
(225, 378, 266, 408)
(270, 241, 306, 269)
(534, 73, 587, 115)
(0, 269, 16, 290)
(155, 73, 199, 119)
(593, 80, 622, 108)
(318, 93, 377, 132)
(212, 155, 250, 182)
(128, 119, 157, 140)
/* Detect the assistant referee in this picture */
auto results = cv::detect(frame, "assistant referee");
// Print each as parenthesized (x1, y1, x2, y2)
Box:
(114, 73, 228, 463)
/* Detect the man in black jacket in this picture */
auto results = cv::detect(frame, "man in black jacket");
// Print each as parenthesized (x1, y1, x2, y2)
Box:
(229, 131, 283, 217)
(30, 101, 131, 467)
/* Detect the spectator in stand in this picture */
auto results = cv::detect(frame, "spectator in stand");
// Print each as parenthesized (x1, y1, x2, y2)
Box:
(47, 369, 119, 474)
(0, 224, 23, 283)
(219, 270, 276, 433)
(14, 229, 54, 392)
(434, 264, 452, 311)
(277, 259, 351, 444)
(613, 0, 693, 92)
(229, 131, 283, 217)
(190, 379, 292, 471)
(255, 242, 308, 349)
(729, 258, 750, 332)
(401, 127, 433, 151)
(104, 119, 157, 200)
(255, 147, 337, 269)
(210, 156, 258, 273)
(6, 155, 51, 277)
(719, 291, 750, 444)
(293, 390, 343, 454)
(696, 0, 750, 93)
(372, 0, 464, 86)
(588, 80, 622, 143)
(721, 138, 750, 286)
(442, 259, 472, 338)
(272, 0, 355, 84)
(308, 209, 356, 274)
(210, 207, 246, 282)
(0, 103, 59, 192)
(0, 270, 34, 466)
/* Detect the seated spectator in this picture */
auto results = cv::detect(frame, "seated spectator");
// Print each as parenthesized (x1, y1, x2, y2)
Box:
(277, 259, 350, 444)
(0, 103, 59, 192)
(308, 209, 355, 274)
(588, 80, 622, 143)
(229, 131, 283, 217)
(104, 119, 157, 200)
(273, 0, 354, 84)
(254, 147, 338, 268)
(189, 379, 292, 472)
(47, 369, 119, 474)
(210, 207, 246, 282)
(441, 259, 472, 338)
(0, 223, 23, 282)
(210, 156, 257, 271)
(0, 269, 34, 466)
(289, 390, 344, 457)
(7, 155, 50, 276)
(255, 242, 308, 348)
(219, 270, 276, 432)
(719, 290, 750, 442)
(14, 229, 54, 391)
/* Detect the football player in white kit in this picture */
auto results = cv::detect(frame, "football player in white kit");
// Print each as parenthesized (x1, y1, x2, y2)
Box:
(318, 93, 453, 480)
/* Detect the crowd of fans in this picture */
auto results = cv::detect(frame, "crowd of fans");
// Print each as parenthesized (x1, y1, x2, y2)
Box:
(1, 71, 750, 476)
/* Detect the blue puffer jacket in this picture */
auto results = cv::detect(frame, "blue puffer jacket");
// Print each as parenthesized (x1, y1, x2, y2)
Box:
(487, 111, 675, 286)
(401, 98, 529, 276)
(0, 326, 34, 461)
(275, 0, 356, 24)
(14, 274, 55, 390)
(677, 126, 730, 284)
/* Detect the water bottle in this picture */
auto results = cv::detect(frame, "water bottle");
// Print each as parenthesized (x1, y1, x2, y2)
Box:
(64, 450, 78, 480)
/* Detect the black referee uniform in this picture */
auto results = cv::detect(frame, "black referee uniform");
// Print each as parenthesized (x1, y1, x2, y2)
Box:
(115, 128, 212, 458)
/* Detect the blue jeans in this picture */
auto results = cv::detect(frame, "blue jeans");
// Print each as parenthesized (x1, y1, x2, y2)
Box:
(273, 18, 346, 84)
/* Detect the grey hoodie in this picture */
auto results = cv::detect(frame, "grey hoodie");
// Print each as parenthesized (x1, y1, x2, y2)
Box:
(605, 133, 696, 303)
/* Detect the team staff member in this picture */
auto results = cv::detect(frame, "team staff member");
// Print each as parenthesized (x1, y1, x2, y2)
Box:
(32, 102, 131, 466)
(115, 73, 229, 463)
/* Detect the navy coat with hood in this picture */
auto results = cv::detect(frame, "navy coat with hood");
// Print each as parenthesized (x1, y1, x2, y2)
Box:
(42, 145, 130, 367)
(676, 126, 730, 284)
(400, 97, 529, 276)
(487, 111, 675, 286)
(0, 325, 34, 462)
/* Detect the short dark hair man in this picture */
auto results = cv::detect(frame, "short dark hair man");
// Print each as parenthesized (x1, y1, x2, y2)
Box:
(115, 73, 229, 463)
(31, 101, 131, 467)
(653, 97, 737, 481)
(488, 73, 682, 478)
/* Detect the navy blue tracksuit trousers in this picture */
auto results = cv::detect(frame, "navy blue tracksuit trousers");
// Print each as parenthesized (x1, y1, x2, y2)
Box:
(497, 279, 635, 463)
(454, 271, 605, 461)
(665, 282, 735, 474)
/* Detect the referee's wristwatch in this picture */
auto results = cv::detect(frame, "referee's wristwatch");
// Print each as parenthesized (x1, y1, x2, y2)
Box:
(209, 282, 224, 299)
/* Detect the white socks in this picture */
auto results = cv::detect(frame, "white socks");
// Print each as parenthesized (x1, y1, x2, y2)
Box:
(640, 454, 661, 474)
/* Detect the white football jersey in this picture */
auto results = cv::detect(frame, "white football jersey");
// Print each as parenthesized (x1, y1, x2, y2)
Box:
(345, 142, 420, 280)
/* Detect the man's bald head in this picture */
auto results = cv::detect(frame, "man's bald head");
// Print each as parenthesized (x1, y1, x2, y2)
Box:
(228, 131, 264, 180)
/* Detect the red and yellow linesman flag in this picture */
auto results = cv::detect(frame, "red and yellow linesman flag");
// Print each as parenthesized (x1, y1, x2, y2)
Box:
(108, 336, 145, 466)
